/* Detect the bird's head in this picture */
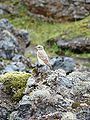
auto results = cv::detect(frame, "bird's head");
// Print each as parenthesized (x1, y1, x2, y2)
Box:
(35, 45, 44, 50)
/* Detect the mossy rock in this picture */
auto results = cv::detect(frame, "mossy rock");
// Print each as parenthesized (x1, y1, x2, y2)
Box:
(0, 72, 31, 102)
(72, 102, 80, 109)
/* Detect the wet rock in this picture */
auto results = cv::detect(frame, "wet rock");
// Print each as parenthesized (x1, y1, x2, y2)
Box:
(57, 37, 90, 52)
(50, 56, 75, 73)
(22, 0, 90, 22)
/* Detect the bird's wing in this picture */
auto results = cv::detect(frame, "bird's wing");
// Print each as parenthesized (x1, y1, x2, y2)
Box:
(37, 50, 50, 65)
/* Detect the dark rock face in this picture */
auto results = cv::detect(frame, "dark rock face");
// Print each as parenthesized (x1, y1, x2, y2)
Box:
(0, 29, 19, 59)
(50, 56, 75, 73)
(57, 37, 90, 52)
(22, 0, 90, 22)
(0, 19, 30, 59)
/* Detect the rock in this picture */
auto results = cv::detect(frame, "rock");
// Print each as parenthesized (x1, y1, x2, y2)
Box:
(0, 82, 4, 90)
(46, 69, 73, 97)
(50, 56, 75, 73)
(61, 112, 77, 120)
(0, 30, 19, 59)
(0, 18, 13, 31)
(0, 54, 32, 73)
(0, 62, 5, 72)
(38, 112, 62, 120)
(57, 37, 90, 52)
(0, 4, 17, 15)
(24, 77, 36, 94)
(22, 0, 90, 22)
(7, 67, 90, 120)
(12, 54, 24, 62)
(11, 104, 33, 120)
(15, 29, 30, 47)
(12, 54, 32, 68)
(19, 95, 31, 105)
(67, 71, 90, 95)
(4, 62, 26, 72)
(0, 19, 30, 59)
(76, 106, 90, 120)
(0, 106, 9, 120)
(12, 86, 71, 119)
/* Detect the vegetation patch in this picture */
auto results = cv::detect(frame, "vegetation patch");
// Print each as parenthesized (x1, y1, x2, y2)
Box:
(0, 72, 31, 102)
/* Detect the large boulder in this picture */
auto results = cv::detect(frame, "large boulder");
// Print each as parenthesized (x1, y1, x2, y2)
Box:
(0, 19, 30, 59)
(50, 56, 75, 73)
(57, 37, 90, 52)
(22, 0, 90, 22)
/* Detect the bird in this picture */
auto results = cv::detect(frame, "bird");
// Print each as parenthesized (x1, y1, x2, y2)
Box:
(35, 45, 52, 69)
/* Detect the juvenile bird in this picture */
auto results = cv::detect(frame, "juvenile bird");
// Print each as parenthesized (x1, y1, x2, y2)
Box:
(35, 45, 51, 69)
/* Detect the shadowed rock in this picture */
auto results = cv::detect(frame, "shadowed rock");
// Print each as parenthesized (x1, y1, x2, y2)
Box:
(57, 37, 90, 52)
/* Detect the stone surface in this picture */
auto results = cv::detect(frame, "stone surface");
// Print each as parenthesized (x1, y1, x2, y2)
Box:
(0, 30, 19, 59)
(0, 106, 9, 120)
(67, 71, 90, 95)
(61, 112, 77, 120)
(50, 56, 75, 73)
(22, 0, 90, 22)
(0, 19, 30, 59)
(0, 3, 16, 15)
(3, 62, 26, 72)
(1, 67, 90, 120)
(57, 37, 90, 52)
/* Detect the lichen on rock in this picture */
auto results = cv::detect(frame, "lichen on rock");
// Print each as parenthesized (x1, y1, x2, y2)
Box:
(0, 72, 31, 101)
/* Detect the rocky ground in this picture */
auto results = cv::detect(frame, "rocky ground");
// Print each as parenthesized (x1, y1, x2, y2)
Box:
(22, 0, 90, 22)
(0, 18, 90, 120)
(0, 0, 90, 120)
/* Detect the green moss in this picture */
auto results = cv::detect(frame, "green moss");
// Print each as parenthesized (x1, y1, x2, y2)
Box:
(72, 102, 80, 109)
(0, 72, 31, 101)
